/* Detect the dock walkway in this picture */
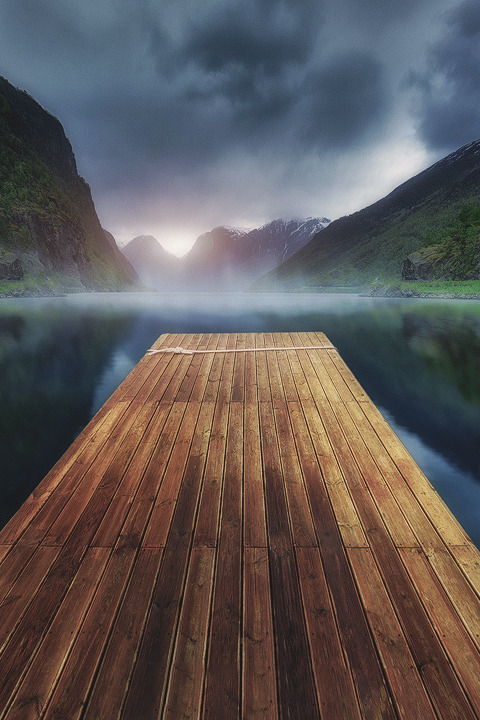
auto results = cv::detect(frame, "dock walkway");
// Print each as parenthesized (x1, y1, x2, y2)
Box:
(0, 332, 479, 719)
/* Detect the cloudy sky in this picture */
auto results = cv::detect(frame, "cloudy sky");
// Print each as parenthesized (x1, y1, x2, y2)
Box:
(1, 0, 479, 254)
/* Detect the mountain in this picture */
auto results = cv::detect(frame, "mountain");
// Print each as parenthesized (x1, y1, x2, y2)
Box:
(122, 235, 181, 290)
(123, 218, 330, 291)
(0, 76, 138, 294)
(253, 140, 480, 290)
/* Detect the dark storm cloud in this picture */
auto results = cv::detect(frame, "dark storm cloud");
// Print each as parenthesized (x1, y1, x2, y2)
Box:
(0, 0, 460, 244)
(413, 0, 480, 152)
(299, 51, 388, 150)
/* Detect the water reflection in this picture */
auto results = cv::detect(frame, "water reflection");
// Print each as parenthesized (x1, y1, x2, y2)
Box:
(0, 292, 479, 546)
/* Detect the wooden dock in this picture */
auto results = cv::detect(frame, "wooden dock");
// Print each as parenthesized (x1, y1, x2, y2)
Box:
(0, 331, 479, 719)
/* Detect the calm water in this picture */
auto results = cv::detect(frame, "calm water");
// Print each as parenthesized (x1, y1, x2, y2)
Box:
(1, 291, 480, 547)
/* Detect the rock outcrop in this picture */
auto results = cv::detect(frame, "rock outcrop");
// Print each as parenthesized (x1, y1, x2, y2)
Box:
(402, 245, 452, 281)
(0, 252, 23, 280)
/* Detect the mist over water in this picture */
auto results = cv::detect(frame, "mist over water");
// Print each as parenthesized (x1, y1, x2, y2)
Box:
(1, 291, 479, 547)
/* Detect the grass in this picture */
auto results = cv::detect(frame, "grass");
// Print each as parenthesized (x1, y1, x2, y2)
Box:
(386, 280, 480, 295)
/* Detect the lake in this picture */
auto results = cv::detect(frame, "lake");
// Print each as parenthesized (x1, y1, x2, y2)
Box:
(1, 291, 479, 547)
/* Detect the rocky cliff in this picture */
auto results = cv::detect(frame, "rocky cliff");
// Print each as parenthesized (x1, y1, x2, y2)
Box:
(0, 76, 138, 294)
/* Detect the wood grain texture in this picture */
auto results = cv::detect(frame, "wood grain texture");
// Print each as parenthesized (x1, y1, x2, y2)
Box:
(0, 332, 479, 720)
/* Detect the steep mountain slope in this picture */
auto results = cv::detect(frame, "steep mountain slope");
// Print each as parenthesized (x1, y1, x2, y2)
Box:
(124, 218, 329, 291)
(254, 140, 480, 290)
(0, 76, 138, 294)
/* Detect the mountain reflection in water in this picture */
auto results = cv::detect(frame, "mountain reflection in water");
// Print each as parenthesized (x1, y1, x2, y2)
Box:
(0, 292, 479, 547)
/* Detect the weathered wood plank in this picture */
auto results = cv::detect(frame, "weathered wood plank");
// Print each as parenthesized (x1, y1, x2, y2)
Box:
(83, 548, 163, 720)
(296, 546, 362, 719)
(4, 547, 110, 720)
(400, 547, 480, 717)
(41, 545, 137, 720)
(286, 399, 397, 719)
(322, 400, 479, 720)
(243, 548, 278, 720)
(450, 545, 480, 597)
(163, 547, 215, 720)
(347, 547, 437, 720)
(203, 401, 244, 720)
(143, 400, 201, 547)
(122, 402, 222, 717)
(258, 400, 321, 720)
(0, 331, 479, 720)
(360, 399, 471, 547)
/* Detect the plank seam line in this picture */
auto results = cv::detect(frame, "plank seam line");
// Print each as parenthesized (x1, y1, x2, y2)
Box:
(147, 345, 337, 356)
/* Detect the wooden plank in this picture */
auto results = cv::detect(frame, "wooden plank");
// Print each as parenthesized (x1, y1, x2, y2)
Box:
(0, 546, 59, 654)
(243, 548, 277, 720)
(258, 400, 320, 720)
(280, 332, 314, 404)
(274, 333, 299, 402)
(3, 547, 110, 720)
(289, 399, 367, 548)
(83, 548, 163, 720)
(43, 400, 158, 546)
(41, 546, 137, 720)
(290, 331, 331, 403)
(184, 333, 219, 402)
(346, 399, 448, 551)
(194, 336, 236, 548)
(143, 400, 201, 547)
(122, 401, 219, 718)
(1, 331, 480, 720)
(193, 400, 230, 548)
(322, 400, 479, 720)
(286, 399, 397, 719)
(264, 332, 284, 404)
(203, 333, 228, 403)
(203, 401, 244, 720)
(271, 401, 318, 547)
(361, 400, 471, 547)
(163, 547, 215, 720)
(0, 545, 39, 604)
(244, 400, 267, 548)
(306, 330, 356, 404)
(0, 544, 89, 711)
(217, 333, 237, 405)
(255, 333, 270, 403)
(450, 545, 480, 597)
(174, 333, 211, 402)
(245, 332, 258, 404)
(400, 548, 480, 718)
(310, 331, 369, 403)
(121, 333, 187, 402)
(114, 332, 176, 401)
(158, 334, 203, 403)
(91, 402, 172, 548)
(296, 546, 362, 720)
(231, 332, 246, 403)
(424, 547, 480, 652)
(109, 402, 186, 550)
(331, 401, 419, 548)
(347, 547, 437, 720)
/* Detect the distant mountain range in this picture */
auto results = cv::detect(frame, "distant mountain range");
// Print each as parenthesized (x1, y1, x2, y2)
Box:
(0, 76, 138, 294)
(122, 218, 330, 291)
(253, 139, 480, 290)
